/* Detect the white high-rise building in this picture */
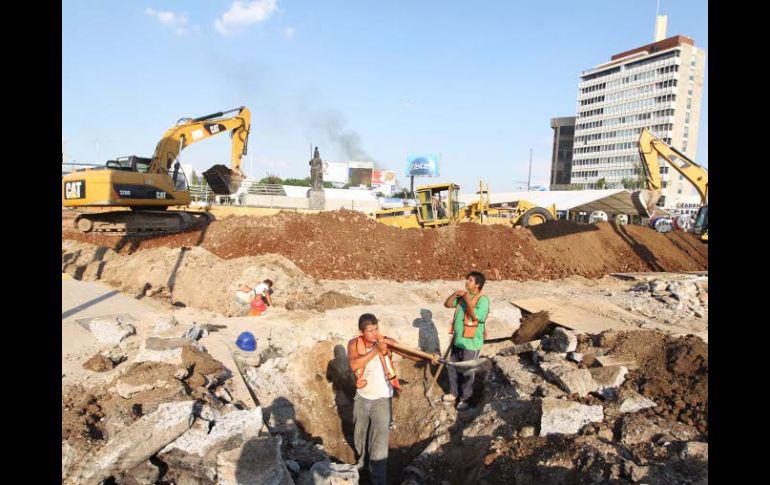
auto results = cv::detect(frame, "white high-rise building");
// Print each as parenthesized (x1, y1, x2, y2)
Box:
(570, 22, 706, 210)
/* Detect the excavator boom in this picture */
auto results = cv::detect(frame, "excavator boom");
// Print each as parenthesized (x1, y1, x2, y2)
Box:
(634, 127, 708, 217)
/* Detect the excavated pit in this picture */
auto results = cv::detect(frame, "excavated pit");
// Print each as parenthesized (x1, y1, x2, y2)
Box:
(246, 339, 455, 482)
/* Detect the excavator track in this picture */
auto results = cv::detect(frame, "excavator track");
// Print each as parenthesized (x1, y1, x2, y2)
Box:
(73, 210, 215, 236)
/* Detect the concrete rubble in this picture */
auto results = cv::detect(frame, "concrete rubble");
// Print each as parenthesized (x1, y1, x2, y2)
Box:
(539, 397, 604, 436)
(70, 401, 196, 484)
(540, 361, 599, 397)
(159, 407, 264, 481)
(85, 315, 136, 345)
(303, 461, 360, 484)
(549, 327, 578, 353)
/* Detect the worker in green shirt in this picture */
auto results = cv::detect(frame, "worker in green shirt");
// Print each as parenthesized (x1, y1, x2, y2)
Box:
(441, 271, 490, 411)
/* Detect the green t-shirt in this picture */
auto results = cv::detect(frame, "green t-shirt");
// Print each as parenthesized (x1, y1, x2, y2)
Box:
(452, 293, 490, 351)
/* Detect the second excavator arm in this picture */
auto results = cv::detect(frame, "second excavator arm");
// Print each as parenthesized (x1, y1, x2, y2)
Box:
(148, 106, 251, 178)
(635, 127, 708, 217)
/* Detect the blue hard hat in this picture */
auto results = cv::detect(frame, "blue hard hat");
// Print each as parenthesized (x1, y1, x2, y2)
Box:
(236, 331, 257, 352)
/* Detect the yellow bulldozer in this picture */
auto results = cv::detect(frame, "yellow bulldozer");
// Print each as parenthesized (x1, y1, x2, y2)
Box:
(375, 181, 556, 229)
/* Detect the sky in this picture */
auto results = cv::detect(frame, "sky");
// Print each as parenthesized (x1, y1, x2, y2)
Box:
(62, 0, 708, 191)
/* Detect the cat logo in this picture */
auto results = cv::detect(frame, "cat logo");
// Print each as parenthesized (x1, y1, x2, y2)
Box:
(64, 180, 85, 199)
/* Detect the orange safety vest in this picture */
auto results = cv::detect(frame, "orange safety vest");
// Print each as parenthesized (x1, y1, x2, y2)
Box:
(353, 336, 402, 392)
(450, 292, 485, 339)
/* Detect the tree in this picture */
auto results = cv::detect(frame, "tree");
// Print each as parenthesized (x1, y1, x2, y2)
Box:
(259, 172, 283, 184)
(596, 177, 607, 189)
(191, 172, 200, 185)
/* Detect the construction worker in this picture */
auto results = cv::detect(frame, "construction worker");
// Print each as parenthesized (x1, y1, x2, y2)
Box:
(235, 279, 274, 314)
(441, 271, 490, 411)
(348, 313, 438, 485)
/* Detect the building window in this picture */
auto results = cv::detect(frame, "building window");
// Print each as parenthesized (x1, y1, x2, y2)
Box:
(685, 112, 690, 123)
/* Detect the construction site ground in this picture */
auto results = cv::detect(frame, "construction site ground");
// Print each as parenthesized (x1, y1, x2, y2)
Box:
(62, 209, 708, 484)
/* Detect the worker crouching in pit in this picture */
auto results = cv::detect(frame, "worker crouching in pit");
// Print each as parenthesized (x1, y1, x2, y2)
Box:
(235, 279, 274, 316)
(442, 271, 490, 411)
(347, 313, 439, 485)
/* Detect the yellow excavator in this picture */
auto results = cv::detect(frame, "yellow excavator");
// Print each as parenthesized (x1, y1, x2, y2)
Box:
(633, 127, 708, 242)
(376, 181, 556, 229)
(62, 106, 251, 235)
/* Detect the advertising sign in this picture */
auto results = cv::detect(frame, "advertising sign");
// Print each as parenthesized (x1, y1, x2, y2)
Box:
(348, 161, 374, 187)
(372, 170, 396, 185)
(323, 162, 349, 184)
(406, 154, 440, 177)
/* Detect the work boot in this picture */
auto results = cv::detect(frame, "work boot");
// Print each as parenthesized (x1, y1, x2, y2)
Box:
(441, 393, 457, 404)
(457, 401, 470, 411)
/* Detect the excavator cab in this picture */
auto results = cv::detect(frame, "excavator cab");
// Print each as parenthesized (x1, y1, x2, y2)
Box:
(692, 205, 708, 242)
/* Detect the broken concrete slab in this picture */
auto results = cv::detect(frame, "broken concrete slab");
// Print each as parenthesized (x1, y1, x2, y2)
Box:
(151, 314, 178, 334)
(590, 366, 628, 397)
(540, 363, 599, 397)
(182, 323, 209, 341)
(216, 436, 293, 485)
(519, 426, 535, 438)
(72, 400, 196, 484)
(116, 379, 170, 399)
(134, 337, 199, 366)
(62, 441, 86, 481)
(484, 305, 522, 340)
(494, 355, 563, 398)
(550, 327, 578, 353)
(620, 414, 668, 445)
(304, 461, 360, 485)
(619, 391, 657, 413)
(498, 340, 541, 356)
(84, 315, 136, 345)
(649, 280, 667, 293)
(681, 441, 708, 461)
(567, 352, 583, 363)
(159, 407, 264, 482)
(104, 345, 128, 365)
(285, 459, 300, 475)
(595, 355, 638, 370)
(539, 398, 603, 437)
(117, 460, 160, 485)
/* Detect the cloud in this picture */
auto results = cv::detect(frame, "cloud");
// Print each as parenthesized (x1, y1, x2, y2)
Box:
(402, 102, 413, 109)
(215, 0, 279, 35)
(145, 8, 190, 35)
(283, 27, 295, 39)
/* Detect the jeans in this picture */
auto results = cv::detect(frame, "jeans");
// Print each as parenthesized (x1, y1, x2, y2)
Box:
(447, 346, 481, 401)
(353, 394, 391, 485)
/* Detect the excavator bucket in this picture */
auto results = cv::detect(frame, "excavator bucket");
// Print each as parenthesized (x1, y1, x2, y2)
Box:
(203, 164, 244, 195)
(631, 189, 661, 218)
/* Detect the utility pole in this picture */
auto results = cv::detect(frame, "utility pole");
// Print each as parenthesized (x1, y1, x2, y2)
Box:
(527, 148, 533, 192)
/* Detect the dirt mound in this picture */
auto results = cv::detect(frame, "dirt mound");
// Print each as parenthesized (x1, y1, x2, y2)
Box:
(62, 241, 318, 316)
(312, 291, 370, 312)
(599, 330, 708, 434)
(64, 210, 707, 281)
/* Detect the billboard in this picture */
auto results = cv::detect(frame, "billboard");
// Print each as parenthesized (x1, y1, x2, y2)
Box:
(323, 162, 349, 184)
(406, 154, 440, 177)
(372, 170, 396, 186)
(348, 161, 374, 187)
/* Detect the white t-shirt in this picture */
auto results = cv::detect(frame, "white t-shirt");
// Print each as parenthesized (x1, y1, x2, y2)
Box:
(356, 349, 394, 400)
(252, 282, 269, 296)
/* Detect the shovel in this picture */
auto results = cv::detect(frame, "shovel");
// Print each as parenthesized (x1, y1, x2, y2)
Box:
(385, 340, 491, 374)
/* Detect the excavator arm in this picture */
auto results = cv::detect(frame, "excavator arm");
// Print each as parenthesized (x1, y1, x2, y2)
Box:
(149, 106, 251, 190)
(635, 127, 708, 217)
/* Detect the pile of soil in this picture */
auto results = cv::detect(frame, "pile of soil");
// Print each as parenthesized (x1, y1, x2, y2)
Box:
(64, 209, 708, 282)
(600, 330, 708, 435)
